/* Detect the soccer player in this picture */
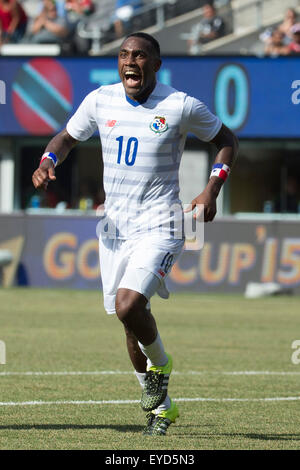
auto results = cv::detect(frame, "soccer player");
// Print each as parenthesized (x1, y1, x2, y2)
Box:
(32, 32, 238, 436)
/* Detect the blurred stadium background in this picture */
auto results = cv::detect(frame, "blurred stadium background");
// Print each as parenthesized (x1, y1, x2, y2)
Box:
(1, 0, 300, 295)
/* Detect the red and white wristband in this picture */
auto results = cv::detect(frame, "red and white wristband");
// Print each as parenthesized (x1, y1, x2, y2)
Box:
(210, 163, 230, 182)
(40, 152, 58, 168)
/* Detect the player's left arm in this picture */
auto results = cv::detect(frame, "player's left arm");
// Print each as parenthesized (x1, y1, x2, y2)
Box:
(186, 124, 238, 222)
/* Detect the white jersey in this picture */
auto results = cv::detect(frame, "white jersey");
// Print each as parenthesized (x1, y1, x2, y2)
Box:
(66, 81, 222, 239)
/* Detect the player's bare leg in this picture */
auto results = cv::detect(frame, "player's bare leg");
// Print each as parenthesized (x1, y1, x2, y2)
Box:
(116, 288, 173, 413)
(123, 299, 162, 371)
(124, 325, 147, 373)
(116, 288, 157, 345)
(122, 316, 178, 436)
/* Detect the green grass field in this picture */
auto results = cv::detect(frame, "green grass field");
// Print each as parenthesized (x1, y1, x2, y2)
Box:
(0, 288, 300, 450)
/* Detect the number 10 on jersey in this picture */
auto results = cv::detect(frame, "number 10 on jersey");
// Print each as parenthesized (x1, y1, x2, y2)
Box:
(116, 136, 138, 166)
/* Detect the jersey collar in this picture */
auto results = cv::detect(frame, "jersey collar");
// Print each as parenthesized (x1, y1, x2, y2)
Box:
(125, 82, 159, 107)
(125, 94, 143, 107)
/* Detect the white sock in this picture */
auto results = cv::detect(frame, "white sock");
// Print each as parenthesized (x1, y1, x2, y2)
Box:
(155, 395, 171, 414)
(138, 333, 168, 367)
(134, 371, 146, 389)
(134, 371, 171, 413)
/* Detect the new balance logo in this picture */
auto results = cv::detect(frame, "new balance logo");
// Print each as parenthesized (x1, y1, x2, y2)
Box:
(105, 119, 117, 127)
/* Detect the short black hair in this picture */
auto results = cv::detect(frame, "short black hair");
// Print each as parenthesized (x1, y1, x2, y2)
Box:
(124, 32, 161, 58)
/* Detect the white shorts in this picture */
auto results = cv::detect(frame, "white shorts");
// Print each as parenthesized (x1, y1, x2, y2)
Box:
(99, 234, 184, 314)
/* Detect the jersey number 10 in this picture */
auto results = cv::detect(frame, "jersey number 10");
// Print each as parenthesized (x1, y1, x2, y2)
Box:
(116, 136, 138, 166)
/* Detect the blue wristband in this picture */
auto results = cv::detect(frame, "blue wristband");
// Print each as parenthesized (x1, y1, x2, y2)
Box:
(40, 152, 58, 167)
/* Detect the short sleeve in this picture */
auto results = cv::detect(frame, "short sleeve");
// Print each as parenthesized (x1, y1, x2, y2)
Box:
(182, 95, 222, 142)
(66, 89, 99, 141)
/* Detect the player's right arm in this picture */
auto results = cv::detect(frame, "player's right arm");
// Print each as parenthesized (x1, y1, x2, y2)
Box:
(32, 128, 78, 190)
(32, 88, 99, 190)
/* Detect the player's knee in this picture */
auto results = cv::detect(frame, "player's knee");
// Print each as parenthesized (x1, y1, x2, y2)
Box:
(115, 290, 145, 324)
(115, 297, 137, 324)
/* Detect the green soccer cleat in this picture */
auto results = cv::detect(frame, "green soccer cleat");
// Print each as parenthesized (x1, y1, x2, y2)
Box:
(140, 353, 173, 411)
(143, 411, 156, 435)
(143, 400, 179, 436)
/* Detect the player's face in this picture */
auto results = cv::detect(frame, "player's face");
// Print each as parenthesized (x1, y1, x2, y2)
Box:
(118, 37, 161, 101)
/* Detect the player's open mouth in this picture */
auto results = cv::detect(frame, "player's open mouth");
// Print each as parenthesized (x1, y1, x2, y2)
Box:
(124, 71, 142, 87)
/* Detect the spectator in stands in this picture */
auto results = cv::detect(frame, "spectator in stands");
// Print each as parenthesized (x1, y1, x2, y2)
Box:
(262, 8, 298, 48)
(264, 29, 289, 56)
(113, 0, 143, 38)
(64, 0, 95, 53)
(187, 3, 225, 54)
(0, 0, 27, 45)
(278, 7, 297, 43)
(287, 23, 300, 54)
(65, 0, 94, 16)
(37, 0, 67, 18)
(29, 0, 70, 44)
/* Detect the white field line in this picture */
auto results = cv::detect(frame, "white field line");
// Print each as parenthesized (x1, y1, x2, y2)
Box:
(0, 397, 300, 407)
(0, 370, 133, 376)
(1, 370, 300, 376)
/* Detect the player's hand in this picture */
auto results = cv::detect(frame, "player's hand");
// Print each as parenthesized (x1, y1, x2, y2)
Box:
(32, 159, 56, 190)
(184, 188, 217, 222)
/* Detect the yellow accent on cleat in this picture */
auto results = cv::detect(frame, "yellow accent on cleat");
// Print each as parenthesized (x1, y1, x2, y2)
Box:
(147, 352, 173, 375)
(143, 400, 179, 436)
(156, 399, 179, 423)
(141, 353, 173, 411)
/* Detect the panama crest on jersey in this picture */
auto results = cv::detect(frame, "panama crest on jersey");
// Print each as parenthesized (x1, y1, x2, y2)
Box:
(150, 116, 168, 134)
